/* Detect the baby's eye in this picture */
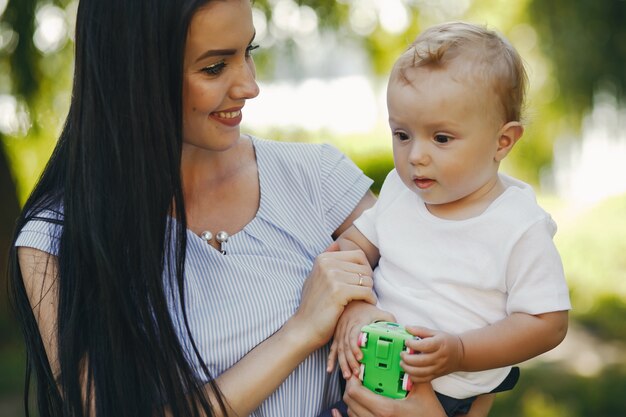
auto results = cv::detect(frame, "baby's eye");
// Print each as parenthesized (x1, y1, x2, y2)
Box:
(393, 131, 410, 141)
(201, 61, 227, 76)
(246, 44, 259, 58)
(434, 134, 452, 144)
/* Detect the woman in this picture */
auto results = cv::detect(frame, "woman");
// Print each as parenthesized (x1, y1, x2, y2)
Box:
(9, 0, 375, 415)
(8, 1, 484, 416)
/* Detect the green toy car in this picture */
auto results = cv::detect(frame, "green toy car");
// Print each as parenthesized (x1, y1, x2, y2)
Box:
(358, 321, 418, 399)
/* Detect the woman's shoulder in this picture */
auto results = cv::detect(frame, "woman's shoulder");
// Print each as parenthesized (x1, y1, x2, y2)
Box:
(15, 200, 64, 256)
(251, 135, 339, 161)
(251, 135, 352, 178)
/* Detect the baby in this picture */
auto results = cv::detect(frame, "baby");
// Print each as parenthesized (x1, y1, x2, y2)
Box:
(329, 21, 571, 416)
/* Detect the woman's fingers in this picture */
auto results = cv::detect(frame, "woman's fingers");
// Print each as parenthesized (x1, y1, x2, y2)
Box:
(344, 378, 448, 417)
(320, 266, 373, 290)
(342, 377, 379, 417)
(296, 251, 376, 348)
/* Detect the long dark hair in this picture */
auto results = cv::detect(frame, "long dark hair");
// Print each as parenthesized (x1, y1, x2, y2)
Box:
(8, 0, 226, 416)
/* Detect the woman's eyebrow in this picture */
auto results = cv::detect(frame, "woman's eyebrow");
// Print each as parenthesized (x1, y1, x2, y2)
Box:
(194, 32, 256, 64)
(195, 48, 236, 63)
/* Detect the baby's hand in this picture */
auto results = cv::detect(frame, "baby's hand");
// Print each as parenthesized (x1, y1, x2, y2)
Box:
(400, 326, 464, 383)
(327, 301, 395, 379)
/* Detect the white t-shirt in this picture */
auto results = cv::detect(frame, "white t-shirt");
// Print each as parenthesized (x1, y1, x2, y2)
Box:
(354, 169, 571, 399)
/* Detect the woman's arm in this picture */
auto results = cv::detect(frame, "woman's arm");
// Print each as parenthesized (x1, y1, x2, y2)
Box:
(212, 192, 380, 414)
(215, 248, 377, 415)
(20, 246, 377, 417)
(18, 247, 60, 377)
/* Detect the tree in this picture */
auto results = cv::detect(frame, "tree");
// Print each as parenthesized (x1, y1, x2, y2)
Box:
(528, 0, 626, 125)
(0, 0, 40, 321)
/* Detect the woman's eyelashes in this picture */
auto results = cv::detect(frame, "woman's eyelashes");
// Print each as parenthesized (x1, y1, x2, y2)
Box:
(201, 61, 227, 76)
(200, 44, 259, 76)
(246, 44, 259, 57)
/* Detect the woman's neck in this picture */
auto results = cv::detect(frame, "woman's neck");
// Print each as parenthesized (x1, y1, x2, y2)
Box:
(180, 135, 260, 235)
(181, 135, 253, 189)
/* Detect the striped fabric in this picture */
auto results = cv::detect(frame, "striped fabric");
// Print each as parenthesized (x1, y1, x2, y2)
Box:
(16, 136, 373, 417)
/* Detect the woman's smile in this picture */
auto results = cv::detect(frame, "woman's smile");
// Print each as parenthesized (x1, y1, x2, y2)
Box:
(210, 107, 243, 127)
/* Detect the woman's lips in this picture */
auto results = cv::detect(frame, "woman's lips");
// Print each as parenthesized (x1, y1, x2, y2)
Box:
(413, 177, 435, 189)
(209, 109, 243, 127)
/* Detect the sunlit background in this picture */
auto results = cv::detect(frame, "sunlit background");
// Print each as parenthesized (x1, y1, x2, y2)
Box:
(1, 1, 625, 416)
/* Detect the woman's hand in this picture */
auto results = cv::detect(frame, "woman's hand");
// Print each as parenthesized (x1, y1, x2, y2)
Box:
(327, 302, 395, 379)
(336, 377, 447, 417)
(292, 246, 376, 351)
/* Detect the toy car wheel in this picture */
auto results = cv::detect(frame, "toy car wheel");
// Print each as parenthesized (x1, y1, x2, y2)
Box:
(358, 332, 368, 347)
(358, 363, 365, 381)
(402, 373, 413, 392)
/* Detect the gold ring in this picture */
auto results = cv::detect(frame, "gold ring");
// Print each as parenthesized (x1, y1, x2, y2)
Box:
(358, 273, 364, 286)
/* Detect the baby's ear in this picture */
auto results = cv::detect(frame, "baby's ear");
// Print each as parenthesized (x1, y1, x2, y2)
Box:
(495, 121, 523, 162)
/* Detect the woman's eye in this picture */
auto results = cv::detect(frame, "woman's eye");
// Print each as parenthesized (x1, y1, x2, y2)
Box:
(393, 131, 410, 141)
(201, 61, 227, 76)
(434, 134, 451, 144)
(246, 44, 259, 57)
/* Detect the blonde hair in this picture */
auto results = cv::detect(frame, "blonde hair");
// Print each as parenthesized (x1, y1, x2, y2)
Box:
(392, 21, 527, 123)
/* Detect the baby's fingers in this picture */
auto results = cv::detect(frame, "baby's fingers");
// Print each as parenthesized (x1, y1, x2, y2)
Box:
(343, 342, 361, 377)
(348, 324, 365, 363)
(346, 327, 365, 376)
(337, 349, 353, 379)
(327, 339, 339, 373)
(400, 360, 438, 383)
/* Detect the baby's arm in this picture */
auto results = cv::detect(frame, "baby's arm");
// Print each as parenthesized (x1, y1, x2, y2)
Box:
(328, 226, 387, 377)
(336, 225, 379, 268)
(401, 310, 568, 383)
(327, 301, 396, 378)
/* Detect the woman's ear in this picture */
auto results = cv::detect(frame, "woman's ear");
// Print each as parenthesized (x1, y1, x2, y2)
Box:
(495, 121, 524, 162)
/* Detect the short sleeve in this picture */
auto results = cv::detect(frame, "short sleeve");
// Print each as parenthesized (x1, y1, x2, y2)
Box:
(319, 143, 373, 234)
(505, 218, 571, 315)
(15, 210, 64, 256)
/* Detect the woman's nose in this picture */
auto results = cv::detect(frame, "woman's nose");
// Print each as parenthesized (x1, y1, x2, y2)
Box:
(231, 60, 260, 100)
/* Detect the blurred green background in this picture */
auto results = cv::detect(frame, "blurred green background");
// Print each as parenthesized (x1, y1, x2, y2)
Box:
(1, 0, 626, 416)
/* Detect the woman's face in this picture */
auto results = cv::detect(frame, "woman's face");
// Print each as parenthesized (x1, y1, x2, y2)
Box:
(182, 0, 259, 152)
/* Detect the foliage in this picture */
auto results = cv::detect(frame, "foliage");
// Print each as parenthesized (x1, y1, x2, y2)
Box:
(350, 151, 394, 195)
(575, 295, 626, 342)
(528, 0, 626, 128)
(1, 0, 74, 202)
(552, 194, 626, 314)
(1, 1, 626, 415)
(491, 363, 626, 417)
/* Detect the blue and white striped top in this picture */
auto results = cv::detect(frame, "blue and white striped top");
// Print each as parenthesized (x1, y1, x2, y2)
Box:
(16, 136, 373, 417)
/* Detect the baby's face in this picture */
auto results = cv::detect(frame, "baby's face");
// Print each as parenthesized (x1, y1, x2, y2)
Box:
(387, 64, 505, 216)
